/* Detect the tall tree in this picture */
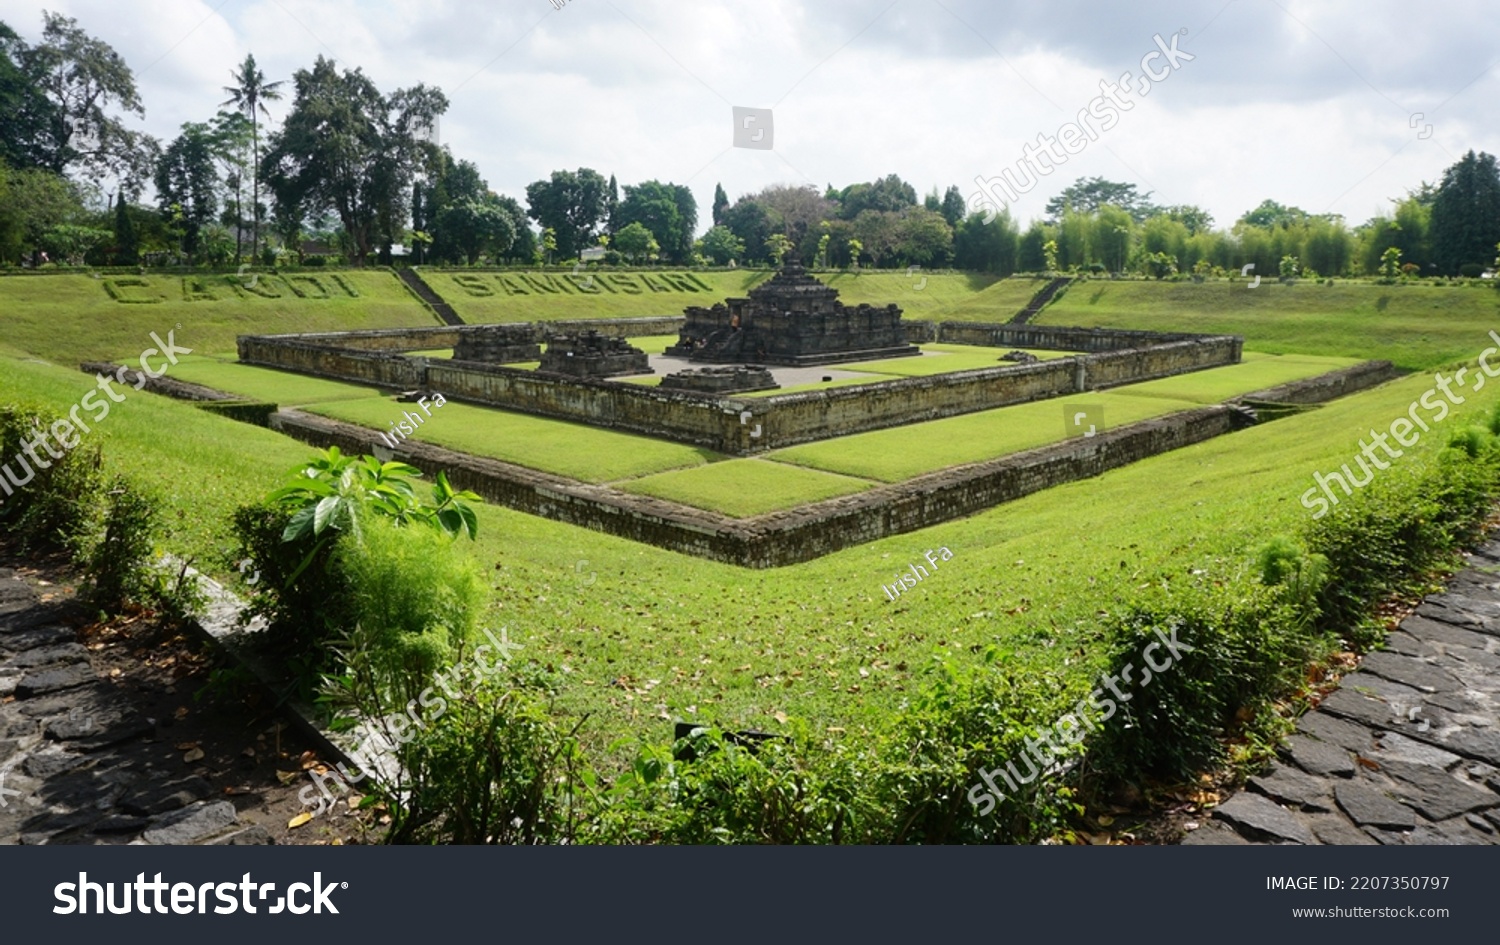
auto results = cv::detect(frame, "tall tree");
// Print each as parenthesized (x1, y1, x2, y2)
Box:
(939, 185, 965, 228)
(720, 199, 773, 264)
(712, 182, 729, 227)
(1045, 177, 1157, 223)
(835, 173, 917, 219)
(261, 56, 447, 265)
(222, 54, 284, 258)
(0, 23, 54, 169)
(24, 12, 155, 194)
(155, 124, 219, 261)
(1430, 150, 1500, 275)
(112, 191, 136, 264)
(524, 167, 609, 260)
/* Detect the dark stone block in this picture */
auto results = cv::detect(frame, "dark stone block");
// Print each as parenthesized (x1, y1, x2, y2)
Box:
(1213, 793, 1314, 844)
(208, 824, 275, 845)
(1283, 734, 1355, 778)
(1335, 782, 1417, 829)
(143, 800, 238, 845)
(14, 663, 93, 698)
(1358, 651, 1458, 694)
(8, 642, 88, 670)
(1249, 764, 1335, 811)
(1400, 615, 1494, 650)
(1180, 821, 1250, 845)
(1307, 814, 1378, 845)
(1295, 712, 1378, 753)
(1382, 631, 1437, 658)
(0, 625, 75, 652)
(1379, 760, 1499, 820)
(119, 776, 214, 816)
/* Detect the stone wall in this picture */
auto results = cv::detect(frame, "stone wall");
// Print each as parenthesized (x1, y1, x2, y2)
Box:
(269, 405, 1240, 568)
(237, 325, 1244, 454)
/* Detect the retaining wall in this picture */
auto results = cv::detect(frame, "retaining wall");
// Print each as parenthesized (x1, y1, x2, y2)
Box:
(237, 325, 1243, 454)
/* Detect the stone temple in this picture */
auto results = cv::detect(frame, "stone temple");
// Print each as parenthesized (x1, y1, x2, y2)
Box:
(664, 252, 919, 366)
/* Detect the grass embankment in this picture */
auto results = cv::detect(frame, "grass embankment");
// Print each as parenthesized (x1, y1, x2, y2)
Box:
(0, 270, 439, 366)
(418, 268, 1007, 324)
(1038, 278, 1500, 370)
(4, 347, 1493, 757)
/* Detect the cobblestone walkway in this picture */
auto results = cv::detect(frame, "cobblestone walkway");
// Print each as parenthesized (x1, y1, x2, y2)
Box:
(1187, 540, 1500, 845)
(0, 568, 271, 845)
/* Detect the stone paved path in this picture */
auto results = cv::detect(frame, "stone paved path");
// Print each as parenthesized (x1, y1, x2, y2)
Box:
(0, 568, 272, 845)
(1186, 539, 1500, 845)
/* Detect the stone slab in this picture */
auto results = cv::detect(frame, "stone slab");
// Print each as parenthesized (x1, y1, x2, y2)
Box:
(1213, 792, 1315, 844)
(1335, 782, 1417, 829)
(143, 800, 238, 845)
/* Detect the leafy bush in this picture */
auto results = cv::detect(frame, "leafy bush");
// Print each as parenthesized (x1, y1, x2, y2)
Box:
(0, 403, 103, 552)
(1084, 582, 1314, 785)
(230, 448, 482, 674)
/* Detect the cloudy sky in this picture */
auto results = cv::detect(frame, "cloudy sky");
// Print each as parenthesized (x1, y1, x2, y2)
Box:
(4, 0, 1496, 232)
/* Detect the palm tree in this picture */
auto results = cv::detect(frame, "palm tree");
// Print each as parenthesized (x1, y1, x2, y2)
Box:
(221, 54, 284, 259)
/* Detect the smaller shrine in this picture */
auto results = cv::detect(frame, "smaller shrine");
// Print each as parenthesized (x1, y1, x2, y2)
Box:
(659, 365, 780, 395)
(453, 325, 542, 363)
(538, 330, 651, 379)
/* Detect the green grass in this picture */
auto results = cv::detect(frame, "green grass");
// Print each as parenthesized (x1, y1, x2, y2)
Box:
(5, 346, 1491, 757)
(619, 459, 875, 517)
(0, 270, 440, 363)
(767, 354, 1358, 483)
(422, 269, 1005, 323)
(167, 355, 388, 407)
(304, 395, 719, 483)
(1039, 278, 1500, 371)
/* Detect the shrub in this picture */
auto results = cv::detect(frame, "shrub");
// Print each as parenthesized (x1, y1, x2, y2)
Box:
(0, 403, 103, 553)
(1460, 262, 1484, 278)
(1084, 581, 1313, 785)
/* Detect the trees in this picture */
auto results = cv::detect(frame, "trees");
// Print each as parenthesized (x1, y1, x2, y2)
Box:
(524, 168, 610, 260)
(221, 54, 285, 259)
(0, 23, 54, 170)
(711, 183, 729, 227)
(112, 191, 136, 264)
(940, 185, 966, 228)
(893, 207, 953, 267)
(22, 12, 156, 195)
(262, 57, 447, 266)
(751, 183, 831, 239)
(0, 164, 86, 265)
(613, 221, 658, 263)
(720, 199, 773, 264)
(953, 208, 1019, 275)
(1430, 150, 1500, 275)
(614, 180, 695, 263)
(155, 124, 219, 261)
(834, 173, 917, 219)
(698, 225, 744, 265)
(1045, 178, 1157, 223)
(437, 199, 515, 264)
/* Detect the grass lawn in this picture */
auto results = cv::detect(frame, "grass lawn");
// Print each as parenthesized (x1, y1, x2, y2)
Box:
(167, 355, 388, 407)
(0, 271, 439, 364)
(767, 354, 1358, 483)
(304, 395, 719, 483)
(1040, 278, 1500, 371)
(619, 458, 875, 517)
(423, 269, 1005, 323)
(4, 345, 1498, 755)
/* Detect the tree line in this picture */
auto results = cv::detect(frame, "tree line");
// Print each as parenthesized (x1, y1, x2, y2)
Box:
(1, 10, 1497, 278)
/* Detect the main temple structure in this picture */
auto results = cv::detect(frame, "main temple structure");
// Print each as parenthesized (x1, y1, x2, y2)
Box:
(664, 253, 919, 366)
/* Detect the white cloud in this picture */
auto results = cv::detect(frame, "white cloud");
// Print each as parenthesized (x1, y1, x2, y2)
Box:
(1, 0, 1494, 230)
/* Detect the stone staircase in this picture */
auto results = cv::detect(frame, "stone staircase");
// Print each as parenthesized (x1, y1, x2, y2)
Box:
(1008, 276, 1072, 324)
(397, 268, 464, 326)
